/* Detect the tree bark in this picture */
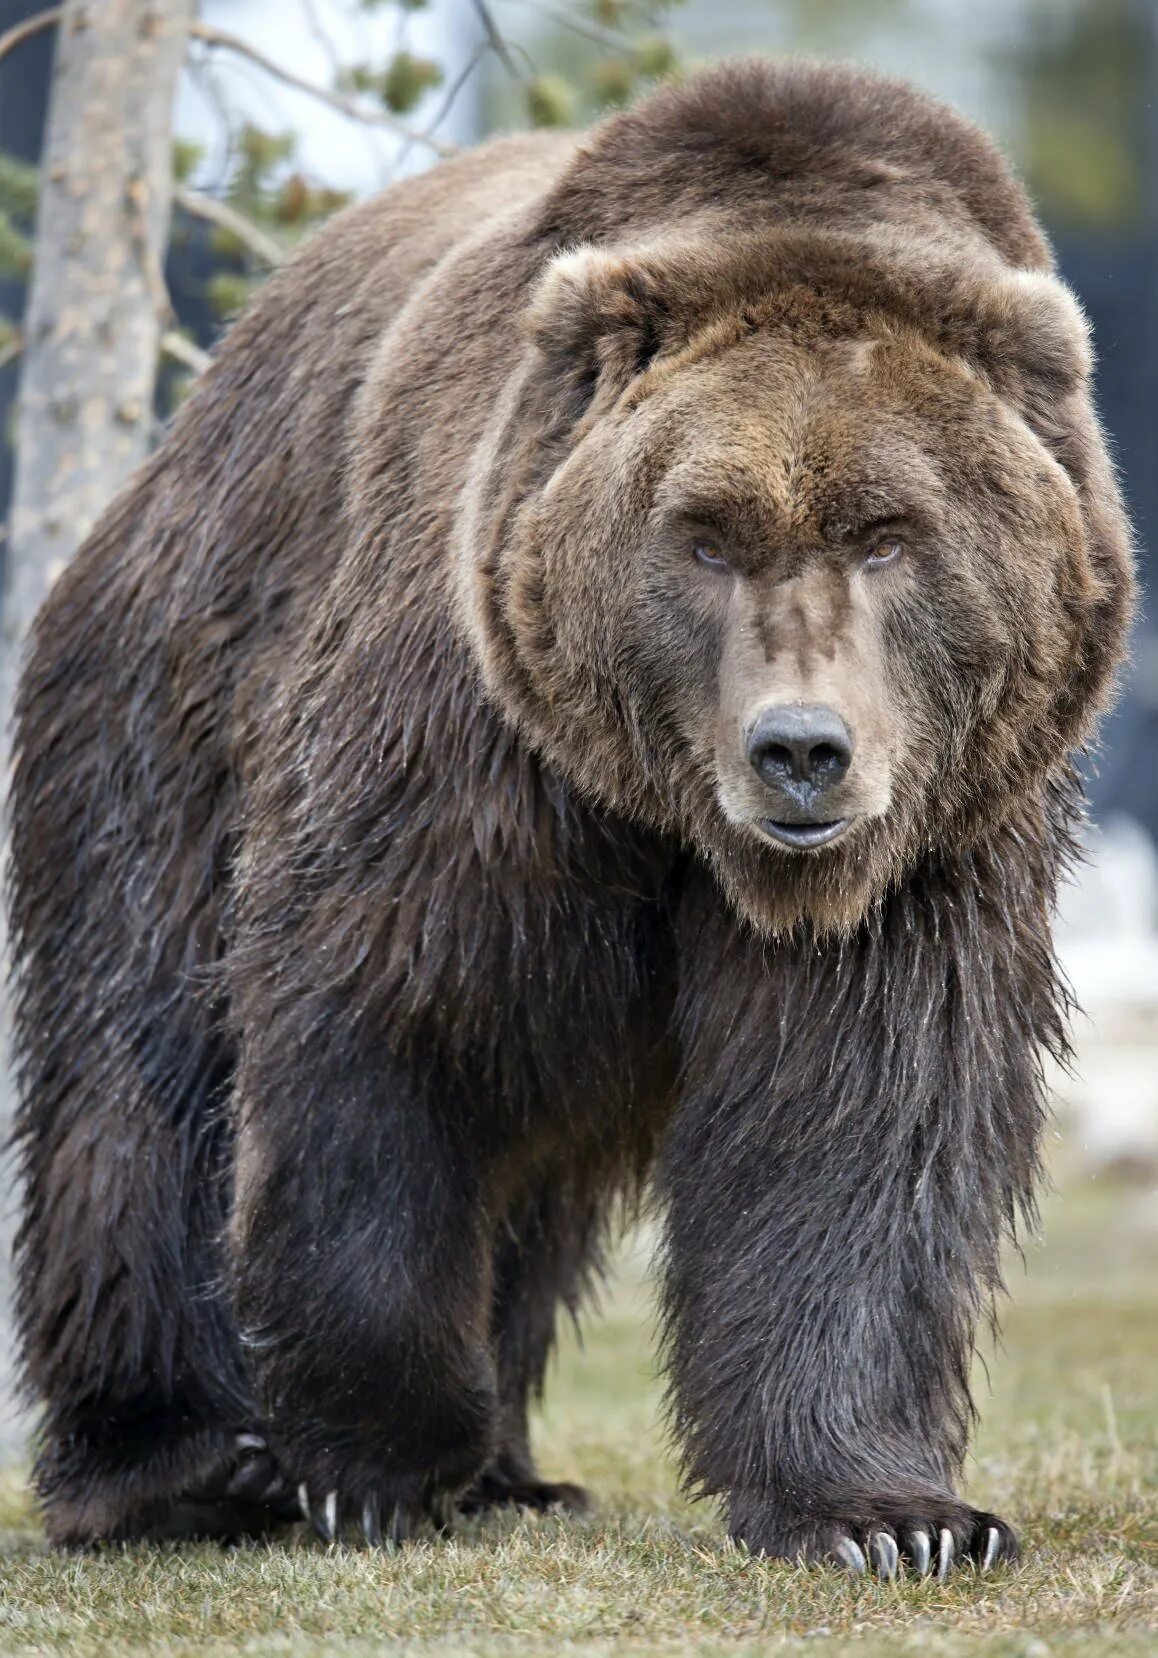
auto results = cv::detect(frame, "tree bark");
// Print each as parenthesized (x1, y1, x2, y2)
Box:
(3, 0, 194, 680)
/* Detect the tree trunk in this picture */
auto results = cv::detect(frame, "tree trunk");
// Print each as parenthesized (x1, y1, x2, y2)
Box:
(3, 0, 194, 681)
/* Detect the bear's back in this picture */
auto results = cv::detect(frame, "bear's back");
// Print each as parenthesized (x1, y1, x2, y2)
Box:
(532, 58, 1050, 271)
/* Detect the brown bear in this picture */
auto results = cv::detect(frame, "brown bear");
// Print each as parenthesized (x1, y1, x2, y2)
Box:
(9, 58, 1134, 1571)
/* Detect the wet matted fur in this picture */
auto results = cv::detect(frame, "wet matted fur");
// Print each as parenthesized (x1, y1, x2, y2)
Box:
(9, 59, 1134, 1562)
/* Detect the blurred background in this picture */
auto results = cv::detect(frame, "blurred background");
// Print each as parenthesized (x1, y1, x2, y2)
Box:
(0, 0, 1154, 1469)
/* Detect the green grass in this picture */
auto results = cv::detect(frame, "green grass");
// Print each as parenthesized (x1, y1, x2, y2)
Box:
(1, 1175, 1155, 1656)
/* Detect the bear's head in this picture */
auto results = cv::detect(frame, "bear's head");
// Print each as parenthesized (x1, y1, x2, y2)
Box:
(454, 148, 1134, 940)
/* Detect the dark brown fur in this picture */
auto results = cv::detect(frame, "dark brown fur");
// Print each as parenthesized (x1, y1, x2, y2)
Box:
(9, 60, 1134, 1560)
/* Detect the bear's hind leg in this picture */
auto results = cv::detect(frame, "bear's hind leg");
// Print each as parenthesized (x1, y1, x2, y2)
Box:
(460, 1179, 608, 1518)
(14, 1014, 275, 1546)
(9, 603, 286, 1545)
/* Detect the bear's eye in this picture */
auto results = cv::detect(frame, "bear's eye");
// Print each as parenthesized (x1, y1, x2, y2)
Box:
(864, 538, 904, 568)
(693, 540, 731, 572)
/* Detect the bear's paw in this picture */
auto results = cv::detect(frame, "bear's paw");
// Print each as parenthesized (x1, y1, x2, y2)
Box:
(732, 1499, 1017, 1579)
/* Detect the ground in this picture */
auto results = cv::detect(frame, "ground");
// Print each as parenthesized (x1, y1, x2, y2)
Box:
(0, 1147, 1155, 1658)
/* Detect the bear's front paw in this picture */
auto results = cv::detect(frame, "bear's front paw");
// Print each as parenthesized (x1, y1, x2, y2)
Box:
(732, 1496, 1017, 1579)
(267, 1355, 496, 1545)
(286, 1404, 493, 1545)
(296, 1471, 436, 1546)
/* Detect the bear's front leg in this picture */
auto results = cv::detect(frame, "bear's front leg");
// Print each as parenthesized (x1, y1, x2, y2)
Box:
(661, 859, 1057, 1574)
(229, 1028, 498, 1544)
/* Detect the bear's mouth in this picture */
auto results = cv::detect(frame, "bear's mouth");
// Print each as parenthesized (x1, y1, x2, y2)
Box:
(759, 817, 849, 850)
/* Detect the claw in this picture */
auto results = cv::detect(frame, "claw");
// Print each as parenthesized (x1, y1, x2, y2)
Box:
(362, 1498, 382, 1547)
(937, 1526, 954, 1581)
(235, 1432, 267, 1453)
(833, 1534, 867, 1573)
(386, 1502, 410, 1546)
(297, 1483, 310, 1522)
(982, 1525, 1001, 1572)
(869, 1531, 898, 1580)
(311, 1489, 339, 1543)
(907, 1528, 932, 1576)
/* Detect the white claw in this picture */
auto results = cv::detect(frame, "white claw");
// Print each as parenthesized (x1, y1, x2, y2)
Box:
(870, 1531, 899, 1580)
(323, 1490, 339, 1541)
(937, 1526, 954, 1581)
(235, 1432, 266, 1453)
(982, 1525, 1001, 1571)
(362, 1500, 381, 1546)
(909, 1528, 932, 1575)
(297, 1482, 310, 1521)
(834, 1535, 867, 1573)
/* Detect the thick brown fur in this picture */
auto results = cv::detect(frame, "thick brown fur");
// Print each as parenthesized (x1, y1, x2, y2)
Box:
(9, 60, 1134, 1561)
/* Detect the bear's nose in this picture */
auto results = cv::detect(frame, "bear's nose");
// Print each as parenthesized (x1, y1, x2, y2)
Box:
(746, 703, 853, 796)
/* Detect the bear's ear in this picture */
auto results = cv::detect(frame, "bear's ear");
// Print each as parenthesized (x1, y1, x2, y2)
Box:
(947, 268, 1094, 441)
(960, 270, 1134, 749)
(526, 245, 670, 425)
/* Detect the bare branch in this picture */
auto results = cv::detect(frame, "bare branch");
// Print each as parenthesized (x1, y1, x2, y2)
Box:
(0, 5, 60, 68)
(0, 332, 22, 373)
(394, 43, 488, 176)
(299, 0, 389, 180)
(175, 184, 285, 266)
(185, 55, 243, 193)
(472, 0, 524, 82)
(189, 22, 459, 159)
(161, 329, 211, 377)
(299, 0, 343, 81)
(501, 0, 630, 53)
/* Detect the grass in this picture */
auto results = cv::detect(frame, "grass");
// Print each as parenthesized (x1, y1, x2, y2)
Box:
(0, 1169, 1155, 1656)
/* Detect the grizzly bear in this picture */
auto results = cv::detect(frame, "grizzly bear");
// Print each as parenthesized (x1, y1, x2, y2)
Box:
(9, 59, 1134, 1571)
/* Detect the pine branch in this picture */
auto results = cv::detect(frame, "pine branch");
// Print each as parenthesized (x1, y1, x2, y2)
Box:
(189, 22, 460, 158)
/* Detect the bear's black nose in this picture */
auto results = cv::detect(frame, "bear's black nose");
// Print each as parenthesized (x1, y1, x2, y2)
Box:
(746, 703, 853, 799)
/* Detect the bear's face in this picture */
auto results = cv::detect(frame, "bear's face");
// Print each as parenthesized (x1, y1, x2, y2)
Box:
(457, 247, 1128, 936)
